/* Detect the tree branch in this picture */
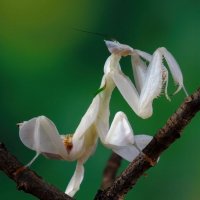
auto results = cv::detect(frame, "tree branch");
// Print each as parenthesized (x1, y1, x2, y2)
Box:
(100, 152, 122, 190)
(94, 88, 200, 200)
(95, 153, 122, 200)
(0, 143, 73, 200)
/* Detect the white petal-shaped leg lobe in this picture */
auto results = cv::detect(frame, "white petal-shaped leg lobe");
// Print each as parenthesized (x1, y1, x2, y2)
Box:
(108, 134, 153, 162)
(19, 116, 66, 159)
(110, 70, 139, 115)
(65, 161, 84, 197)
(103, 112, 140, 162)
(139, 50, 163, 118)
(135, 135, 160, 163)
(159, 47, 188, 96)
(131, 53, 148, 93)
(104, 112, 134, 146)
(134, 135, 153, 151)
(112, 145, 140, 162)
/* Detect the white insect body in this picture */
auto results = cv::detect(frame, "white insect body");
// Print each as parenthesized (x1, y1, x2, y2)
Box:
(19, 47, 153, 196)
(19, 40, 187, 196)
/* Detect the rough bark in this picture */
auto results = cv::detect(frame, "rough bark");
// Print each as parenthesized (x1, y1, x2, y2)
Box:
(0, 143, 73, 200)
(100, 152, 122, 190)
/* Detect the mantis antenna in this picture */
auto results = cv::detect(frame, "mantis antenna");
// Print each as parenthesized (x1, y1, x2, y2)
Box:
(72, 27, 117, 41)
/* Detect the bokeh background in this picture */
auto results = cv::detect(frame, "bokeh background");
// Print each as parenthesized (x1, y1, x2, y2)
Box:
(0, 0, 200, 199)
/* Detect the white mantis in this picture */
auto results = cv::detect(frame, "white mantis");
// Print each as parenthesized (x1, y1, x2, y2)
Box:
(18, 40, 187, 197)
(105, 40, 188, 118)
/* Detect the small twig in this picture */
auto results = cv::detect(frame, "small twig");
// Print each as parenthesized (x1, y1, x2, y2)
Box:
(0, 143, 73, 200)
(101, 152, 122, 190)
(94, 88, 200, 200)
(95, 153, 122, 200)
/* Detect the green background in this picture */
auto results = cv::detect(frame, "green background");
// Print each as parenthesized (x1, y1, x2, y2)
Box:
(0, 0, 200, 199)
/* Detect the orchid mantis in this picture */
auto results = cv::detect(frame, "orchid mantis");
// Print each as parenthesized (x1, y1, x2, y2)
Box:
(19, 48, 153, 197)
(105, 40, 188, 119)
(18, 40, 186, 197)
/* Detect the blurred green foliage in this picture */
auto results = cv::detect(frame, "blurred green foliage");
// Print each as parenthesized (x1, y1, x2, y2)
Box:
(0, 0, 200, 199)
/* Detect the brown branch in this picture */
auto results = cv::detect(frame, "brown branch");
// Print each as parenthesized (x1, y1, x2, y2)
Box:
(0, 143, 73, 200)
(100, 152, 122, 190)
(94, 88, 200, 200)
(95, 153, 122, 200)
